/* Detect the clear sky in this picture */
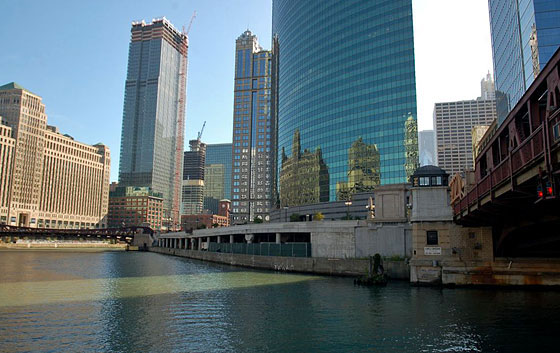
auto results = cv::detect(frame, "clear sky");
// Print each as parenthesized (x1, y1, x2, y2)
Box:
(0, 0, 493, 182)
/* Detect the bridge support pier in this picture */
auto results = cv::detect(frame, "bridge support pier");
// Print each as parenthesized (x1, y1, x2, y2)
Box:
(230, 235, 234, 243)
(276, 233, 281, 244)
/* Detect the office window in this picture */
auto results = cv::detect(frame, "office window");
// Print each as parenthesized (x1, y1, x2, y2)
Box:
(427, 230, 438, 245)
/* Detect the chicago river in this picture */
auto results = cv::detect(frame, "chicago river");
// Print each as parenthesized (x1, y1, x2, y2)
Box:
(0, 250, 558, 352)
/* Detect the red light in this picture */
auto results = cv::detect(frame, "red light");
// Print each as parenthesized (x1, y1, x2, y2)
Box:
(547, 186, 553, 196)
(538, 190, 544, 198)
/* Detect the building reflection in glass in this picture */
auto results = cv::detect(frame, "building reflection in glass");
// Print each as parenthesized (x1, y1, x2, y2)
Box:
(279, 130, 329, 207)
(404, 113, 419, 180)
(336, 137, 380, 201)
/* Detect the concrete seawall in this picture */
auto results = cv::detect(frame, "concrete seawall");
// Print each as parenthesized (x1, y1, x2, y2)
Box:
(150, 247, 410, 279)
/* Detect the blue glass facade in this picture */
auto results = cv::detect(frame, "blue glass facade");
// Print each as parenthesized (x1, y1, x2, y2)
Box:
(119, 19, 187, 223)
(205, 143, 232, 199)
(231, 31, 274, 223)
(489, 0, 560, 123)
(272, 0, 418, 203)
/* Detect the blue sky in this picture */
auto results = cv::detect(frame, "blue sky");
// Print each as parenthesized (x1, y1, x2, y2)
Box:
(0, 0, 492, 182)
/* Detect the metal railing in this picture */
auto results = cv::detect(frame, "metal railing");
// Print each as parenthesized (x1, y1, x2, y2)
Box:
(207, 242, 311, 257)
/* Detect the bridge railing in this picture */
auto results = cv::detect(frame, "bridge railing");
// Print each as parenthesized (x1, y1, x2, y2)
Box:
(0, 225, 153, 238)
(455, 118, 550, 215)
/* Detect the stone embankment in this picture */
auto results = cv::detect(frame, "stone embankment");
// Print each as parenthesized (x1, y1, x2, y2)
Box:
(150, 247, 409, 279)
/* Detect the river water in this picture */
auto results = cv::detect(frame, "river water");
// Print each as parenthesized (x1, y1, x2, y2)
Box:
(0, 250, 558, 352)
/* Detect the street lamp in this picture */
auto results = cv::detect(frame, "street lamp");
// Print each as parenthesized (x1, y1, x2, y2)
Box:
(365, 196, 375, 220)
(344, 201, 352, 220)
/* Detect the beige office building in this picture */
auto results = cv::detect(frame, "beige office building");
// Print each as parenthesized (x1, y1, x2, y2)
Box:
(434, 76, 497, 175)
(0, 121, 15, 222)
(0, 82, 110, 228)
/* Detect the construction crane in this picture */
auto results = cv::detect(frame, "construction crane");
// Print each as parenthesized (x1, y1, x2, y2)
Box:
(197, 121, 206, 141)
(183, 10, 197, 36)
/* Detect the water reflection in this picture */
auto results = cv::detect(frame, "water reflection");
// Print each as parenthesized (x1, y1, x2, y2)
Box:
(0, 251, 559, 352)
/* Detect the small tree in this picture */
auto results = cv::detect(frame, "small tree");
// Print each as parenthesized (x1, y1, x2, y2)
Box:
(313, 212, 324, 221)
(253, 216, 263, 224)
(212, 223, 219, 228)
(290, 213, 301, 222)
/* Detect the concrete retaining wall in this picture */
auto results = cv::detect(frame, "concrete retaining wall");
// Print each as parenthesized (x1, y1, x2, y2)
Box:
(410, 258, 560, 286)
(150, 247, 410, 279)
(355, 223, 412, 258)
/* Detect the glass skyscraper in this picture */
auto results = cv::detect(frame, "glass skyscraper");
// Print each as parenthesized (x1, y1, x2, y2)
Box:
(205, 143, 232, 199)
(118, 18, 188, 228)
(272, 0, 418, 205)
(231, 30, 274, 223)
(489, 0, 560, 123)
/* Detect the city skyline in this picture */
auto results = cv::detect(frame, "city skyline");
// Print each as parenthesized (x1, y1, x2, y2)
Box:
(0, 0, 494, 182)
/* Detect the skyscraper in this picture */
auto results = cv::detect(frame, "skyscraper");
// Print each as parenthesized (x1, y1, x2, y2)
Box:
(272, 0, 418, 205)
(489, 0, 560, 123)
(480, 72, 496, 100)
(434, 76, 497, 175)
(204, 143, 232, 215)
(418, 130, 436, 166)
(118, 18, 188, 229)
(231, 30, 274, 223)
(182, 139, 206, 215)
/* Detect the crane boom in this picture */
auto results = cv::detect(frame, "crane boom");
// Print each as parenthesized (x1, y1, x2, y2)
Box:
(186, 11, 197, 35)
(197, 121, 206, 141)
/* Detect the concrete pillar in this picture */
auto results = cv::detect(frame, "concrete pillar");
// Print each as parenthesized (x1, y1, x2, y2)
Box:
(245, 234, 253, 244)
(230, 235, 234, 243)
(275, 233, 281, 244)
(217, 235, 221, 243)
(198, 238, 202, 251)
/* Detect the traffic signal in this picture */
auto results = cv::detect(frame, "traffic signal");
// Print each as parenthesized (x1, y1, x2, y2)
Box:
(537, 184, 544, 198)
(545, 181, 553, 196)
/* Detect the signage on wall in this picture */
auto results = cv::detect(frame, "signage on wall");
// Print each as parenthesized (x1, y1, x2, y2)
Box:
(424, 247, 442, 255)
